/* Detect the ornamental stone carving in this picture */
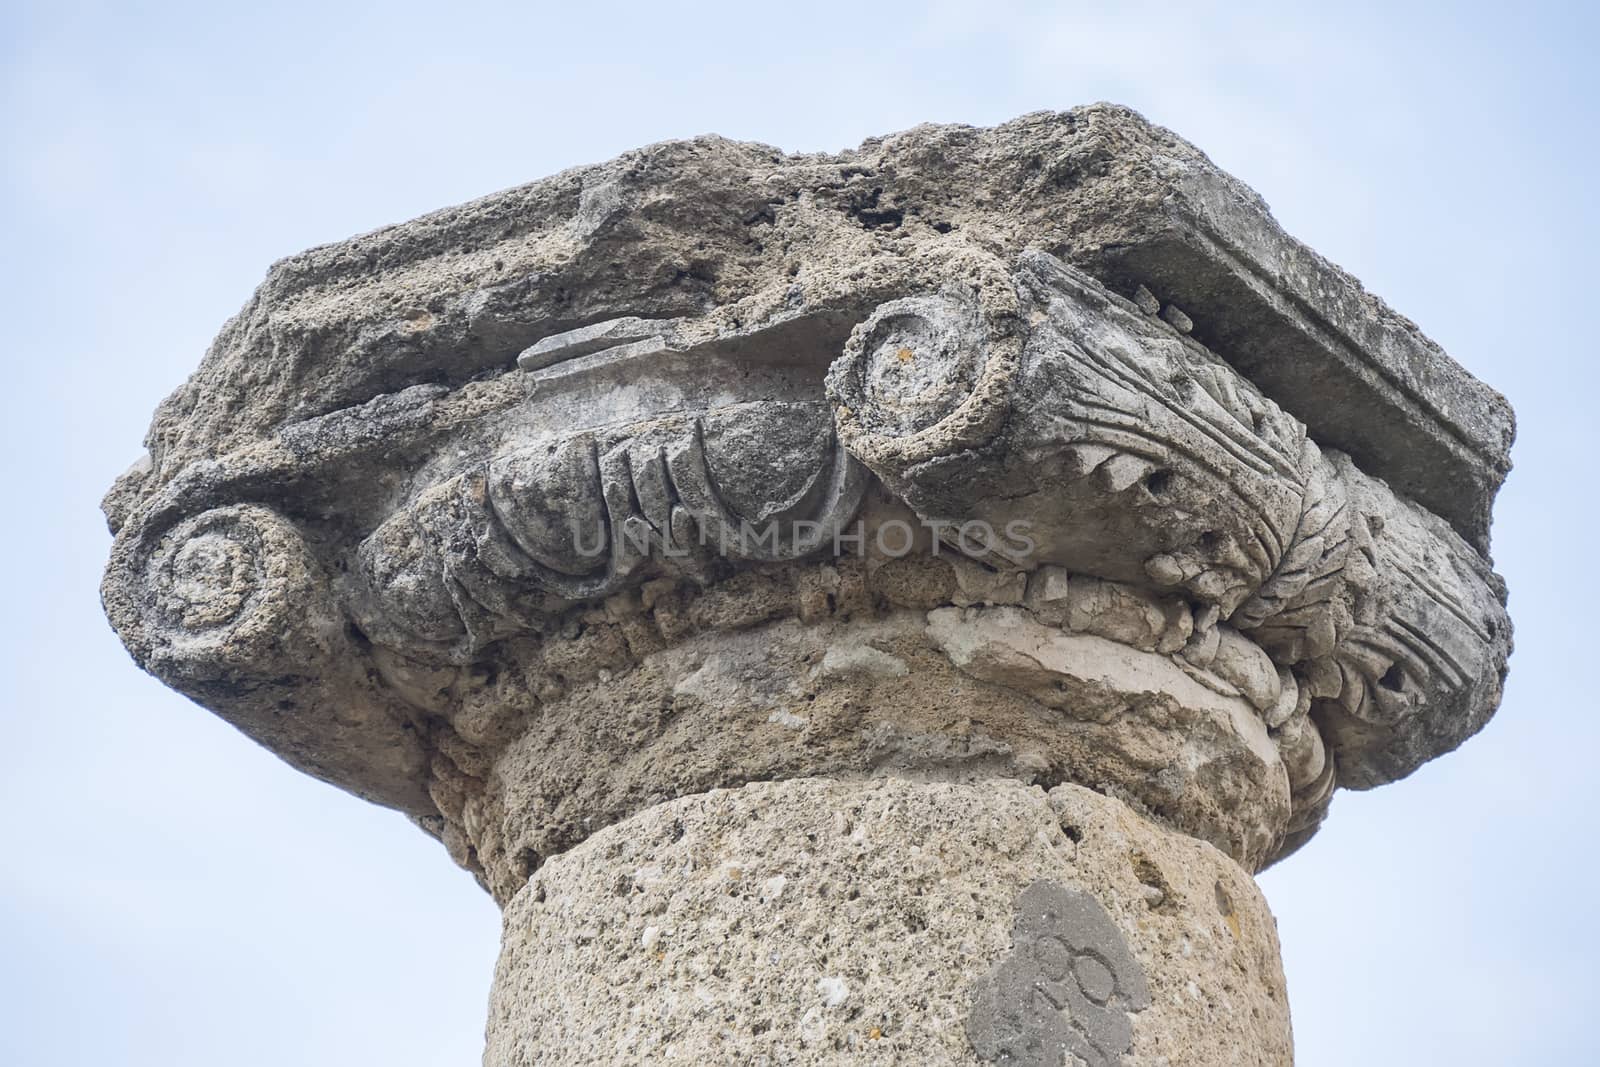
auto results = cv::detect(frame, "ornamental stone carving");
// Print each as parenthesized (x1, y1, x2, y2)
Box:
(101, 104, 1513, 1064)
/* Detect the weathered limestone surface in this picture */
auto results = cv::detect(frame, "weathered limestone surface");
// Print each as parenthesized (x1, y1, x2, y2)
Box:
(100, 104, 1515, 1065)
(488, 778, 1291, 1066)
(102, 107, 1511, 551)
(472, 590, 1291, 905)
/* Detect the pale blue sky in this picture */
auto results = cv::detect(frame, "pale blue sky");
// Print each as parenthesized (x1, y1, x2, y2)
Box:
(2, 1, 1594, 1063)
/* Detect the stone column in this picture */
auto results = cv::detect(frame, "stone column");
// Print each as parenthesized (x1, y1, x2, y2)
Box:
(101, 105, 1514, 1066)
(486, 778, 1291, 1065)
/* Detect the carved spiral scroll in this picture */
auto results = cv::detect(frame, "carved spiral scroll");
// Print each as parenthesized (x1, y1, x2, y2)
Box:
(829, 252, 1511, 795)
(827, 289, 1022, 476)
(109, 504, 338, 677)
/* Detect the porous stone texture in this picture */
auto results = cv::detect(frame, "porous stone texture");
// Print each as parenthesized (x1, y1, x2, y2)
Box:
(103, 106, 1511, 550)
(99, 105, 1517, 1064)
(467, 590, 1292, 905)
(486, 777, 1291, 1066)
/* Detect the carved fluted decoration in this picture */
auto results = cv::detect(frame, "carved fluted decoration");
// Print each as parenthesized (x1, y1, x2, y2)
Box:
(831, 252, 1510, 802)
